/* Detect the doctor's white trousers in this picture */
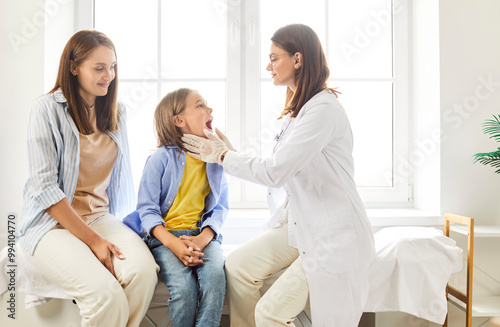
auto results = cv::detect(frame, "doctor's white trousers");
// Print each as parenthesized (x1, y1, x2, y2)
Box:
(225, 223, 309, 327)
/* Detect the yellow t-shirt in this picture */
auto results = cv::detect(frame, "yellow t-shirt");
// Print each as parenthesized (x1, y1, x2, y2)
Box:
(164, 153, 210, 230)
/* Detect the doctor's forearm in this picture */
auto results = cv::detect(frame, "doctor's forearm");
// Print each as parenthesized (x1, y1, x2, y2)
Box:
(223, 151, 289, 188)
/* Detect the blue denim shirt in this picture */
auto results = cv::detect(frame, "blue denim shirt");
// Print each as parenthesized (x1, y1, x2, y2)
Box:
(125, 145, 228, 241)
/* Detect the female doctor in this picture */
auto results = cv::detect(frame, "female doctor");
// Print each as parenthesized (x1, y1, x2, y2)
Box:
(183, 24, 375, 327)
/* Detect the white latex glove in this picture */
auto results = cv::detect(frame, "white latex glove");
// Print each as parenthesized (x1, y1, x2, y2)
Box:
(214, 127, 237, 152)
(182, 129, 229, 164)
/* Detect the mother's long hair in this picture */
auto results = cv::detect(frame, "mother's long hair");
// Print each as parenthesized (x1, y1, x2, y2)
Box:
(50, 30, 119, 134)
(271, 24, 338, 119)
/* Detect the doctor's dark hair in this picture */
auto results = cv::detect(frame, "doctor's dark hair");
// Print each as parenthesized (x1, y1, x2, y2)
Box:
(50, 30, 119, 135)
(154, 88, 194, 153)
(271, 24, 339, 119)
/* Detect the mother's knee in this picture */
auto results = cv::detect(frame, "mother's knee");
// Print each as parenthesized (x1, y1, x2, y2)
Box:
(78, 278, 129, 323)
(122, 250, 159, 288)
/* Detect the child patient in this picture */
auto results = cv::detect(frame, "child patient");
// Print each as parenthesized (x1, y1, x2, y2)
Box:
(134, 88, 228, 327)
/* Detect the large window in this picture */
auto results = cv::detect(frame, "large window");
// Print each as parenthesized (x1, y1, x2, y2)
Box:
(92, 0, 410, 207)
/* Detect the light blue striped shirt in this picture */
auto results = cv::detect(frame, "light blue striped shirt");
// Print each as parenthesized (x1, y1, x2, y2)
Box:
(18, 89, 136, 255)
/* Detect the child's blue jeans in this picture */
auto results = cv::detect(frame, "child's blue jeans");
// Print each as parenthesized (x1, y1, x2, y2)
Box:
(146, 229, 226, 327)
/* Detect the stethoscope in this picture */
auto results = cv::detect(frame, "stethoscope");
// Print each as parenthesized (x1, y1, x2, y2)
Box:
(273, 117, 294, 153)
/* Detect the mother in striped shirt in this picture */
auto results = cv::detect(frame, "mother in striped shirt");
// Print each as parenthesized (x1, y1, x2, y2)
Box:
(17, 30, 158, 327)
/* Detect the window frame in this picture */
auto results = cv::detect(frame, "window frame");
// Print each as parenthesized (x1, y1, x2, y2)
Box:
(83, 0, 412, 209)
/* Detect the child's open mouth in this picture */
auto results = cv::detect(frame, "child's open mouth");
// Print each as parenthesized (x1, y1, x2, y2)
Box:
(206, 118, 213, 131)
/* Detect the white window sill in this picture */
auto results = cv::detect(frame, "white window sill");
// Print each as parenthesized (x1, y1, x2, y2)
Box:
(365, 208, 443, 226)
(221, 208, 443, 255)
(225, 208, 443, 227)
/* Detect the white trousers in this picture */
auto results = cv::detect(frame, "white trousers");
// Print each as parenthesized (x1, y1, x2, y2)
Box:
(24, 214, 159, 327)
(225, 223, 309, 327)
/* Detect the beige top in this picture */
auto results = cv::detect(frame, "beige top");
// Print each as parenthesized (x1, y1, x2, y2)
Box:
(71, 116, 118, 223)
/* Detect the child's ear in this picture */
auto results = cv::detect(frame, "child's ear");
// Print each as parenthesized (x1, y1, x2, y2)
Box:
(173, 115, 185, 127)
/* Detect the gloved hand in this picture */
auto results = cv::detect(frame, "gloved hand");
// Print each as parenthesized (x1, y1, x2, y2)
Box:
(214, 127, 237, 152)
(182, 129, 229, 164)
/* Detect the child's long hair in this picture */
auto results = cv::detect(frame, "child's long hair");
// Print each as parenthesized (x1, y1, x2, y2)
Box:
(50, 30, 119, 134)
(271, 24, 339, 119)
(154, 88, 194, 152)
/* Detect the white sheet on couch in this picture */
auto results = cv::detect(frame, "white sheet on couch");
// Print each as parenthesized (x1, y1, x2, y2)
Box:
(364, 226, 463, 324)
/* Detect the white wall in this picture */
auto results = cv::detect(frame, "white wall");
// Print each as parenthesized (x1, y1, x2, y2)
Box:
(412, 0, 500, 222)
(44, 0, 76, 90)
(0, 1, 82, 326)
(412, 0, 441, 213)
(398, 1, 500, 326)
(439, 0, 500, 225)
(0, 1, 45, 246)
(0, 0, 76, 245)
(439, 1, 500, 326)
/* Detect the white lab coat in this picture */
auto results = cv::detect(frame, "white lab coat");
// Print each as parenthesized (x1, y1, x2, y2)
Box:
(223, 89, 375, 326)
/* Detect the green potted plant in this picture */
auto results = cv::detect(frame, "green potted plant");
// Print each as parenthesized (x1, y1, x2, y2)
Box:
(473, 115, 500, 173)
